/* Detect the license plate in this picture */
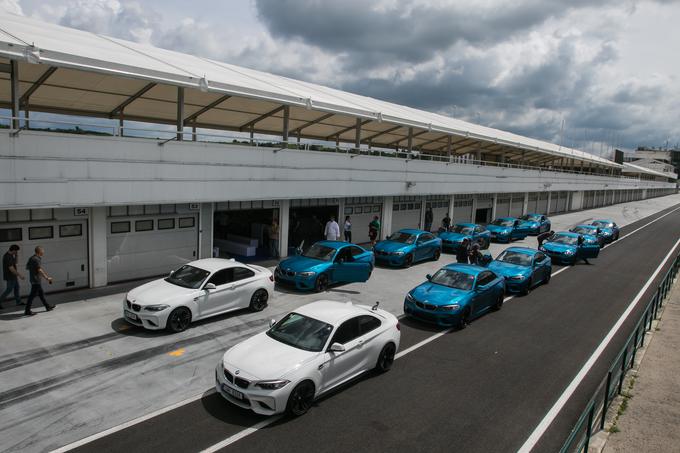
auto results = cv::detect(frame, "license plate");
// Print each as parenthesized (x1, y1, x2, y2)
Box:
(125, 310, 138, 320)
(222, 384, 244, 400)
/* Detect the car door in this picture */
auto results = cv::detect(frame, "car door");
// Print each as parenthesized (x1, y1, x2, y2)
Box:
(472, 271, 495, 314)
(418, 233, 437, 259)
(332, 247, 371, 283)
(512, 220, 527, 238)
(230, 266, 258, 309)
(200, 268, 235, 317)
(578, 236, 600, 259)
(533, 252, 550, 281)
(320, 317, 366, 390)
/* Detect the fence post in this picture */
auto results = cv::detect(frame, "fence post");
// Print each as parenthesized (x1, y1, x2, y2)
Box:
(618, 348, 628, 394)
(631, 328, 640, 364)
(585, 405, 595, 452)
(601, 371, 612, 430)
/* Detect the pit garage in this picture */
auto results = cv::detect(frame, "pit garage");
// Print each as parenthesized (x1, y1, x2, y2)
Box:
(495, 194, 511, 218)
(289, 198, 339, 251)
(0, 208, 88, 295)
(474, 194, 493, 224)
(213, 200, 280, 260)
(106, 204, 198, 283)
(425, 195, 450, 231)
(510, 193, 525, 217)
(343, 197, 382, 245)
(549, 191, 569, 214)
(453, 195, 473, 223)
(391, 196, 422, 233)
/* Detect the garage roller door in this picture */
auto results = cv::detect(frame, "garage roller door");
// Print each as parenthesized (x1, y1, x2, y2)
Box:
(426, 197, 450, 232)
(391, 199, 422, 233)
(344, 200, 382, 244)
(453, 198, 473, 223)
(510, 195, 524, 217)
(496, 196, 511, 218)
(527, 194, 539, 213)
(537, 193, 549, 213)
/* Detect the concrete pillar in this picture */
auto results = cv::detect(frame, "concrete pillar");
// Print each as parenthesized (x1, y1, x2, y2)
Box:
(381, 196, 394, 239)
(198, 202, 214, 259)
(522, 192, 529, 215)
(471, 196, 478, 222)
(338, 198, 346, 238)
(491, 194, 498, 220)
(282, 105, 290, 144)
(88, 206, 108, 288)
(448, 195, 455, 222)
(279, 199, 290, 257)
(546, 191, 552, 214)
(354, 118, 361, 149)
(419, 197, 427, 230)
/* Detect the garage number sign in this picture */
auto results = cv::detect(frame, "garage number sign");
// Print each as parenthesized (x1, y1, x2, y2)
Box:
(74, 208, 88, 216)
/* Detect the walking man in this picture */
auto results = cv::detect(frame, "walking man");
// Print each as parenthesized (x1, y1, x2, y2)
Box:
(369, 216, 381, 248)
(424, 207, 433, 232)
(324, 216, 340, 241)
(576, 235, 590, 265)
(24, 246, 55, 316)
(537, 230, 554, 248)
(1, 244, 24, 309)
(269, 220, 280, 259)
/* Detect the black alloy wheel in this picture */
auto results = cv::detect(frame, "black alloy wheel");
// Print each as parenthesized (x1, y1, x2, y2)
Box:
(287, 381, 315, 416)
(432, 249, 441, 261)
(166, 307, 192, 333)
(492, 293, 504, 311)
(404, 254, 414, 268)
(315, 274, 329, 292)
(375, 343, 396, 372)
(249, 289, 269, 312)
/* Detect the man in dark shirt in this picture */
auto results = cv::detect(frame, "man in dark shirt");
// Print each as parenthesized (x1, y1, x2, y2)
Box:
(456, 238, 470, 264)
(424, 208, 433, 232)
(442, 214, 452, 232)
(537, 230, 554, 248)
(1, 244, 24, 308)
(25, 246, 55, 316)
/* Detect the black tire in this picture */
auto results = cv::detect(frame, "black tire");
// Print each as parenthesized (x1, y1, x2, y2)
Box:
(432, 249, 441, 261)
(166, 307, 192, 333)
(614, 232, 620, 241)
(491, 293, 504, 311)
(521, 278, 532, 296)
(403, 254, 414, 268)
(286, 381, 315, 416)
(249, 289, 268, 312)
(314, 274, 329, 293)
(375, 342, 396, 373)
(457, 308, 470, 330)
(482, 238, 490, 250)
(544, 271, 551, 285)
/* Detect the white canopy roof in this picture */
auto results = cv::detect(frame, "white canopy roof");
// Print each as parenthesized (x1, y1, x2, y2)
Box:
(623, 162, 677, 180)
(0, 12, 620, 168)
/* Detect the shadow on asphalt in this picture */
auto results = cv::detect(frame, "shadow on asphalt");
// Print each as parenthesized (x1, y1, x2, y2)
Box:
(200, 389, 266, 427)
(398, 315, 452, 333)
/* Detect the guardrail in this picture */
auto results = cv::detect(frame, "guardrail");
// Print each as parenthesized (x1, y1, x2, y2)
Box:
(560, 252, 680, 453)
(0, 115, 624, 179)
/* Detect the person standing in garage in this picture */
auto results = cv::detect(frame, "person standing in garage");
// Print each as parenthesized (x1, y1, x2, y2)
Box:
(369, 215, 381, 247)
(343, 216, 352, 243)
(269, 220, 280, 259)
(324, 216, 340, 241)
(442, 213, 452, 232)
(1, 244, 25, 309)
(24, 246, 55, 316)
(424, 207, 433, 232)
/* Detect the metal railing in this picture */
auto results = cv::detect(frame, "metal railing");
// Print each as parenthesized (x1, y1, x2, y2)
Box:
(0, 115, 630, 179)
(560, 252, 680, 453)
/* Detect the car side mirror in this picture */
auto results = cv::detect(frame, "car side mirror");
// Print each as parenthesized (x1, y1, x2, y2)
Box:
(269, 319, 277, 328)
(329, 342, 345, 353)
(204, 283, 216, 291)
(426, 274, 432, 281)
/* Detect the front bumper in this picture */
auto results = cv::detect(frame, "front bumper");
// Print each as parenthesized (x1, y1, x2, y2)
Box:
(374, 252, 407, 266)
(503, 278, 529, 293)
(441, 241, 463, 252)
(403, 299, 462, 327)
(214, 363, 290, 416)
(543, 251, 575, 264)
(274, 269, 317, 290)
(123, 301, 168, 330)
(489, 232, 510, 243)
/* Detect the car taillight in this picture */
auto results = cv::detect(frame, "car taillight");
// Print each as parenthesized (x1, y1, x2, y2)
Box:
(396, 322, 400, 331)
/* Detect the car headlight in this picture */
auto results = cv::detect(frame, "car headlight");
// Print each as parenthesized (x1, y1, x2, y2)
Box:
(498, 230, 509, 235)
(539, 246, 546, 252)
(255, 379, 290, 390)
(509, 275, 526, 280)
(602, 231, 611, 236)
(144, 304, 170, 312)
(439, 304, 460, 311)
(298, 271, 316, 277)
(564, 250, 574, 256)
(393, 251, 405, 256)
(405, 292, 416, 303)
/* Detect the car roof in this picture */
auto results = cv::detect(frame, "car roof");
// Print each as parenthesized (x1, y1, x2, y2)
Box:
(188, 258, 245, 273)
(574, 224, 597, 228)
(398, 228, 426, 235)
(504, 246, 538, 255)
(523, 213, 543, 216)
(455, 223, 477, 228)
(442, 263, 487, 276)
(294, 300, 380, 324)
(555, 231, 580, 238)
(593, 219, 614, 223)
(496, 217, 518, 221)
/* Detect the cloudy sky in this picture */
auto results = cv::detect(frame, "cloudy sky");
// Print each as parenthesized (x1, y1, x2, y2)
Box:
(2, 0, 680, 156)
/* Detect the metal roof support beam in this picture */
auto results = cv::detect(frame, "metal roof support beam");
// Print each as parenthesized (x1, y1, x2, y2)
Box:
(407, 127, 414, 152)
(20, 66, 57, 107)
(239, 105, 285, 132)
(417, 133, 448, 149)
(387, 129, 428, 147)
(354, 118, 362, 149)
(447, 135, 452, 158)
(0, 62, 11, 73)
(176, 86, 184, 141)
(290, 112, 334, 135)
(184, 95, 231, 123)
(282, 105, 290, 143)
(109, 82, 156, 117)
(361, 125, 402, 143)
(326, 119, 371, 141)
(10, 60, 19, 129)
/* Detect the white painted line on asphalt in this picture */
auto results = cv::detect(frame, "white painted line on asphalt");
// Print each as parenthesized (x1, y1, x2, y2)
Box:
(50, 389, 216, 453)
(517, 236, 680, 453)
(52, 203, 680, 453)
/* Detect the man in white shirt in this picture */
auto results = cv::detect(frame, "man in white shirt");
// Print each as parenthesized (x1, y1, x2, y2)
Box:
(324, 216, 340, 241)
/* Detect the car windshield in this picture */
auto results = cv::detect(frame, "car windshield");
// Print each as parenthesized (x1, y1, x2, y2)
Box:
(267, 312, 334, 352)
(451, 225, 473, 234)
(496, 250, 532, 266)
(550, 234, 578, 245)
(491, 219, 514, 227)
(430, 269, 475, 291)
(592, 221, 612, 228)
(571, 226, 594, 235)
(521, 215, 541, 221)
(165, 265, 210, 289)
(302, 243, 336, 261)
(387, 232, 415, 244)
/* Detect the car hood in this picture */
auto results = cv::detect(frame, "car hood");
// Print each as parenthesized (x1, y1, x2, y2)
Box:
(522, 221, 539, 228)
(487, 261, 531, 278)
(487, 225, 512, 234)
(542, 242, 576, 254)
(375, 240, 411, 253)
(222, 332, 318, 380)
(127, 278, 196, 306)
(279, 256, 328, 273)
(411, 282, 471, 305)
(439, 232, 469, 242)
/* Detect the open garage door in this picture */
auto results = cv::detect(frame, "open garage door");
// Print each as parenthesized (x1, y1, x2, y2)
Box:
(289, 198, 339, 251)
(425, 195, 450, 232)
(0, 208, 89, 296)
(214, 200, 280, 260)
(392, 196, 422, 234)
(107, 204, 198, 283)
(344, 197, 382, 245)
(453, 196, 473, 223)
(474, 194, 493, 224)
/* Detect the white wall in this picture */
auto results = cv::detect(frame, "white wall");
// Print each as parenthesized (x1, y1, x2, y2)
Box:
(0, 131, 674, 209)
